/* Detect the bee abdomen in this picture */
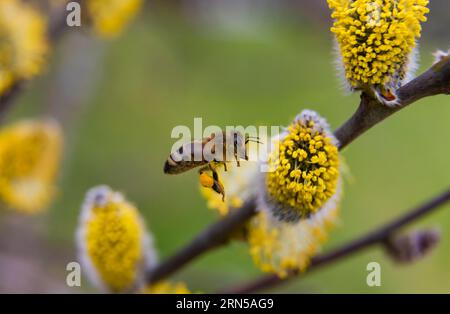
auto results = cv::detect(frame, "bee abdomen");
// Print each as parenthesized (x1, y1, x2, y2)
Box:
(164, 157, 181, 174)
(164, 157, 207, 174)
(164, 141, 209, 174)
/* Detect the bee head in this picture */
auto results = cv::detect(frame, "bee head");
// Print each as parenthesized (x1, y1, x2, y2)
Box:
(224, 130, 262, 162)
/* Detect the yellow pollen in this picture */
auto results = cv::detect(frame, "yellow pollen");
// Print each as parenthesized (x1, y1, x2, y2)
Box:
(266, 115, 339, 220)
(81, 187, 147, 293)
(328, 0, 429, 89)
(87, 0, 143, 38)
(199, 172, 215, 188)
(144, 281, 191, 294)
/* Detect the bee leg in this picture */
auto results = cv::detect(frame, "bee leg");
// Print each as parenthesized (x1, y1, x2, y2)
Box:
(201, 164, 226, 201)
(235, 154, 240, 167)
(223, 162, 228, 172)
(199, 172, 215, 189)
(209, 166, 218, 181)
(212, 180, 225, 201)
(209, 167, 225, 201)
(198, 165, 209, 175)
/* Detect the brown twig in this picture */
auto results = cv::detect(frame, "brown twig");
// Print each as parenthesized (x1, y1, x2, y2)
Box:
(0, 82, 25, 121)
(221, 187, 450, 293)
(335, 56, 450, 149)
(146, 199, 256, 283)
(146, 57, 450, 285)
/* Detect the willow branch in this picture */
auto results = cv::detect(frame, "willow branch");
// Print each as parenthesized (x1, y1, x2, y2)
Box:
(147, 57, 450, 285)
(146, 199, 256, 283)
(0, 83, 25, 120)
(222, 187, 450, 293)
(336, 56, 450, 149)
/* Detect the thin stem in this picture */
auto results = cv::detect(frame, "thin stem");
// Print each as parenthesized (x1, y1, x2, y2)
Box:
(146, 199, 256, 284)
(335, 57, 450, 150)
(222, 187, 450, 293)
(0, 83, 25, 121)
(146, 57, 450, 285)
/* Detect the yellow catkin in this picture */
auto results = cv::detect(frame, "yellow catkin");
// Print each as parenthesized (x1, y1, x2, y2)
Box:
(87, 0, 143, 38)
(77, 186, 155, 293)
(328, 0, 429, 90)
(248, 189, 341, 277)
(0, 119, 62, 213)
(144, 281, 191, 294)
(265, 110, 340, 222)
(0, 0, 48, 95)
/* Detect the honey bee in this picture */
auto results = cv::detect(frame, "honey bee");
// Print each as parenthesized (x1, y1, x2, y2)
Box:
(164, 130, 260, 201)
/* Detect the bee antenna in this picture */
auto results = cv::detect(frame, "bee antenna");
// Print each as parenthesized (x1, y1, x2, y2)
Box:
(245, 138, 263, 144)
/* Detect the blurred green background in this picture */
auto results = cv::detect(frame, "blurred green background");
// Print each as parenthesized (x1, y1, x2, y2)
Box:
(4, 1, 450, 293)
